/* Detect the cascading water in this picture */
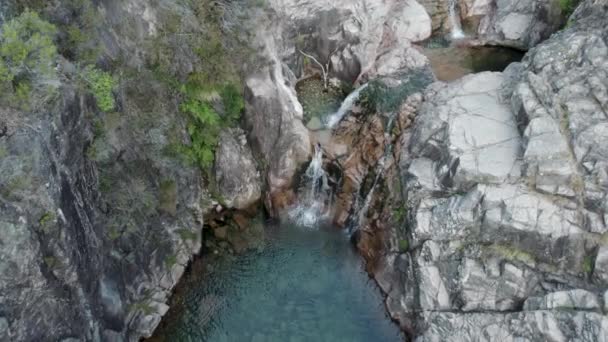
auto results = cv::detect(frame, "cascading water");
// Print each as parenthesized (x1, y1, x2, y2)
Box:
(289, 144, 333, 227)
(325, 83, 369, 128)
(448, 0, 466, 40)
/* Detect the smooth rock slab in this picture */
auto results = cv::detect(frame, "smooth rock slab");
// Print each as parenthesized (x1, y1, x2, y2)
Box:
(410, 72, 521, 190)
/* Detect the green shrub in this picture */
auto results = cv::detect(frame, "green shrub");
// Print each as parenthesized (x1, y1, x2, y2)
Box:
(221, 83, 245, 121)
(179, 98, 221, 169)
(559, 0, 580, 18)
(582, 255, 594, 274)
(83, 66, 117, 112)
(176, 228, 198, 242)
(489, 244, 536, 264)
(148, 0, 246, 177)
(176, 75, 243, 175)
(165, 254, 178, 268)
(0, 10, 58, 107)
(398, 239, 409, 252)
(39, 211, 55, 225)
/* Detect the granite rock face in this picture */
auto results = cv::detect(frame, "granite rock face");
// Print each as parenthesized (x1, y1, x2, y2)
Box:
(215, 128, 262, 210)
(0, 1, 210, 341)
(460, 0, 565, 49)
(246, 0, 434, 215)
(363, 0, 608, 339)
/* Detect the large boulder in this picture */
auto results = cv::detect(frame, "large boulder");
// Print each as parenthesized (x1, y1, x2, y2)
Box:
(215, 128, 262, 210)
(244, 52, 312, 215)
(460, 0, 565, 49)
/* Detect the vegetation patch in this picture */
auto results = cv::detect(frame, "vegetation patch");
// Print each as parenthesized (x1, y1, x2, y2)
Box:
(360, 70, 433, 113)
(176, 228, 198, 242)
(82, 66, 117, 112)
(582, 255, 594, 274)
(0, 10, 58, 109)
(398, 239, 409, 253)
(165, 254, 178, 268)
(559, 0, 581, 18)
(488, 244, 536, 265)
(39, 211, 56, 231)
(129, 301, 156, 316)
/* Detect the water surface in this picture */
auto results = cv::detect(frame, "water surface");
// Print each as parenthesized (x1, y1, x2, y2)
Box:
(151, 222, 402, 342)
(423, 44, 524, 81)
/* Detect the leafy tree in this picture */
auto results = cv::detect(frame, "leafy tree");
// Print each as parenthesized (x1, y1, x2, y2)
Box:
(0, 10, 58, 106)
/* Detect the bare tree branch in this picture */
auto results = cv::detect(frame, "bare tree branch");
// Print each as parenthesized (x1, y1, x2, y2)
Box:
(299, 49, 329, 89)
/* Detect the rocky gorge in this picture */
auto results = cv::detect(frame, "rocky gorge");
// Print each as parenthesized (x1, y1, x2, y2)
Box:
(0, 0, 607, 341)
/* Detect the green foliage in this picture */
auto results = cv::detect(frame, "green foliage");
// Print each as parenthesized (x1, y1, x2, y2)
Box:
(165, 254, 178, 268)
(0, 10, 58, 108)
(83, 66, 117, 112)
(1, 175, 30, 200)
(39, 211, 55, 229)
(559, 0, 580, 18)
(148, 0, 247, 177)
(489, 244, 536, 264)
(582, 255, 594, 274)
(360, 70, 433, 113)
(43, 256, 59, 268)
(179, 98, 221, 169)
(176, 228, 198, 242)
(221, 83, 245, 121)
(398, 239, 409, 253)
(107, 226, 122, 241)
(393, 206, 407, 223)
(176, 77, 243, 174)
(129, 301, 156, 315)
(64, 1, 101, 63)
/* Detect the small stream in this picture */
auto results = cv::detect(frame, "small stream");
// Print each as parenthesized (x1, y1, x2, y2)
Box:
(150, 222, 402, 341)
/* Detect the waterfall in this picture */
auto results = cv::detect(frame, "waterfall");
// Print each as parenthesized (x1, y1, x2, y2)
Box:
(325, 83, 369, 128)
(448, 0, 465, 40)
(289, 144, 333, 228)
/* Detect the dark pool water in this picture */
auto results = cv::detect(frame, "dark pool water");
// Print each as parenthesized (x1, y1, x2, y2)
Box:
(151, 223, 402, 342)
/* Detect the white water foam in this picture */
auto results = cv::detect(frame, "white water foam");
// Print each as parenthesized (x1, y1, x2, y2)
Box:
(325, 83, 369, 128)
(448, 0, 466, 40)
(289, 145, 332, 228)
